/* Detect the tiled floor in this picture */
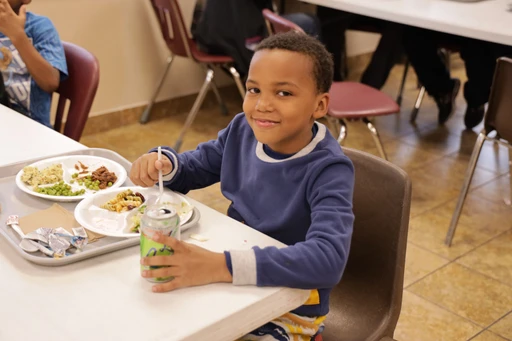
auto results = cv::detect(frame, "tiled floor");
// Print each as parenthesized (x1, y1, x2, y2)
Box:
(80, 56, 512, 341)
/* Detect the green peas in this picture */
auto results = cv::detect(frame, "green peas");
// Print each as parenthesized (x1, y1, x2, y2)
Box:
(35, 181, 85, 196)
(69, 174, 109, 192)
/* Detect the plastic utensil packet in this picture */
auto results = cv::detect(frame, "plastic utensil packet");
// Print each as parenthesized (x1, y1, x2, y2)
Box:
(35, 227, 54, 240)
(48, 234, 70, 258)
(55, 233, 88, 250)
(55, 227, 72, 236)
(72, 227, 88, 238)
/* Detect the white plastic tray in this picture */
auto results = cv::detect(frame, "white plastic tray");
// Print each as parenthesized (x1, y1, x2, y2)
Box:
(0, 148, 200, 266)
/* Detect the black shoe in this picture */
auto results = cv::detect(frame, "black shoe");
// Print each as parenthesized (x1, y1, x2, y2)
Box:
(464, 104, 485, 130)
(435, 78, 461, 125)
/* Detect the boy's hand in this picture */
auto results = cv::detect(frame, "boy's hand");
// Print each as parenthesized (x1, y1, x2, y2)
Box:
(0, 1, 27, 40)
(130, 152, 173, 187)
(141, 234, 233, 292)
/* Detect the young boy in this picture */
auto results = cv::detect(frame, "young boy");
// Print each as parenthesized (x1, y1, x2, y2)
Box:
(130, 32, 355, 341)
(0, 0, 67, 127)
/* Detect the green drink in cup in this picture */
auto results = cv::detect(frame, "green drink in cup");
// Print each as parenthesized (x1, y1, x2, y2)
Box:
(140, 204, 180, 283)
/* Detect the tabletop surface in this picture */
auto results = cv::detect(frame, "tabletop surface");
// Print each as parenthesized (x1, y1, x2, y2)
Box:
(0, 107, 310, 341)
(301, 0, 512, 46)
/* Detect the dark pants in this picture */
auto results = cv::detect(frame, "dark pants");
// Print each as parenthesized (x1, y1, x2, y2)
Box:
(316, 6, 404, 89)
(403, 26, 512, 108)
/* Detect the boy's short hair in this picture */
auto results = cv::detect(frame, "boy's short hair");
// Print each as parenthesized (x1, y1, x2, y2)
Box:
(255, 31, 333, 94)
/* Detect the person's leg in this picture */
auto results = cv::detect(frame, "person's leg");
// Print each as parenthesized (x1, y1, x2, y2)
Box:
(460, 39, 496, 109)
(360, 20, 404, 89)
(403, 26, 460, 124)
(239, 313, 324, 341)
(459, 38, 495, 129)
(282, 12, 321, 39)
(403, 26, 453, 96)
(316, 7, 354, 81)
(461, 40, 512, 129)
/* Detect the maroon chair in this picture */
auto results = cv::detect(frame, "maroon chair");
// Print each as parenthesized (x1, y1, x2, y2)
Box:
(53, 42, 100, 142)
(263, 10, 399, 160)
(328, 82, 399, 160)
(141, 0, 246, 151)
(337, 22, 408, 106)
(262, 9, 304, 35)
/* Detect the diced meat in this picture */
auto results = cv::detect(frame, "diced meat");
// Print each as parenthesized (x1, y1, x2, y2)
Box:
(91, 166, 118, 190)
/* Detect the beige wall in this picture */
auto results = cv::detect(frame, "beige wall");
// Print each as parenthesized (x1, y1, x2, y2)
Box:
(31, 0, 232, 118)
(31, 0, 378, 118)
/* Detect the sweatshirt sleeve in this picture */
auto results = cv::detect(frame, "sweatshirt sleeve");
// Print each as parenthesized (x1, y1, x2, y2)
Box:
(228, 157, 355, 289)
(149, 120, 232, 194)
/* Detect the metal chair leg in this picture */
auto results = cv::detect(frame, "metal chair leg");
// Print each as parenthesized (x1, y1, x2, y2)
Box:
(210, 78, 229, 116)
(173, 69, 214, 152)
(410, 86, 426, 123)
(364, 117, 388, 160)
(326, 116, 347, 145)
(397, 59, 409, 106)
(337, 119, 348, 145)
(445, 132, 487, 246)
(140, 56, 174, 124)
(228, 66, 246, 99)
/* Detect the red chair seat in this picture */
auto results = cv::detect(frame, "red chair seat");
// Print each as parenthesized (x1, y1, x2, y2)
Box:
(328, 82, 399, 119)
(189, 39, 234, 64)
(53, 42, 99, 141)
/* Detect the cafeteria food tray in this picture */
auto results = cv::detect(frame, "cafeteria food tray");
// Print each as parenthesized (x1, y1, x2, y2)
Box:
(0, 148, 200, 266)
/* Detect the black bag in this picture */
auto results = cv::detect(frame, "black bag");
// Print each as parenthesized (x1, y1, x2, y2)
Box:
(191, 0, 273, 78)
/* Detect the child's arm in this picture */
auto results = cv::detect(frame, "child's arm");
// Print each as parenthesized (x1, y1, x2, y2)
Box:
(155, 136, 225, 194)
(131, 119, 233, 193)
(0, 2, 64, 93)
(139, 158, 354, 293)
(227, 159, 355, 289)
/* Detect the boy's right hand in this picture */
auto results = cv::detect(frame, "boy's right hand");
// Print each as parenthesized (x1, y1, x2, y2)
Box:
(0, 0, 27, 40)
(130, 152, 173, 187)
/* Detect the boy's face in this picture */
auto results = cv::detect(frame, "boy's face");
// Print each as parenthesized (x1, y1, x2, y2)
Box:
(8, 0, 30, 13)
(243, 49, 329, 155)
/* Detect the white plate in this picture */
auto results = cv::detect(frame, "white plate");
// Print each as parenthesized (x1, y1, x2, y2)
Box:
(74, 187, 195, 238)
(15, 155, 128, 202)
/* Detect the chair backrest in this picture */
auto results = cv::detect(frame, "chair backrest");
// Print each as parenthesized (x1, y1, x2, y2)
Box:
(323, 148, 411, 341)
(262, 9, 305, 35)
(54, 42, 100, 142)
(150, 0, 192, 58)
(484, 57, 512, 143)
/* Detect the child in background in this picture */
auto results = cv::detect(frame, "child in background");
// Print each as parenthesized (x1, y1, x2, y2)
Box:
(0, 0, 67, 127)
(130, 32, 355, 341)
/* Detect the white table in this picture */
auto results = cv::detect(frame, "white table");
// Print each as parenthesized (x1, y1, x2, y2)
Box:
(302, 0, 512, 46)
(0, 106, 310, 341)
(0, 108, 86, 165)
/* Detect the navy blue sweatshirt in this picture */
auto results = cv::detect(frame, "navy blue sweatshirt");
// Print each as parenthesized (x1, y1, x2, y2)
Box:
(158, 113, 354, 317)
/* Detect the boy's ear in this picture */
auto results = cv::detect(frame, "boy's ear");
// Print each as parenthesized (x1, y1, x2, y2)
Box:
(312, 92, 329, 120)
